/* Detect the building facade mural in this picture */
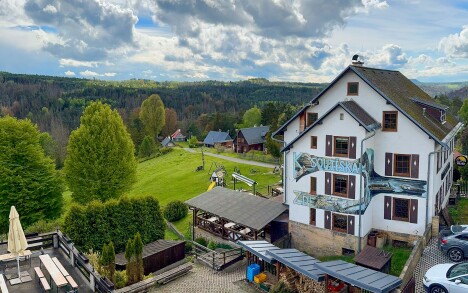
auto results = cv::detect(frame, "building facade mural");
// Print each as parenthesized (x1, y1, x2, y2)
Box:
(293, 149, 427, 214)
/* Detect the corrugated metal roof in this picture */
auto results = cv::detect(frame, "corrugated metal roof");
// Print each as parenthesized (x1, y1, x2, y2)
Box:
(315, 260, 402, 293)
(266, 249, 324, 282)
(237, 240, 281, 264)
(203, 131, 232, 146)
(186, 187, 288, 231)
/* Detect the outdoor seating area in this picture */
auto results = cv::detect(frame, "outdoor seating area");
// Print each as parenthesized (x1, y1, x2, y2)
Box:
(0, 247, 91, 293)
(186, 187, 288, 243)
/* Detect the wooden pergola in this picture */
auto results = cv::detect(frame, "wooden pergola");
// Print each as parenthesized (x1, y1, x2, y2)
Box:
(186, 187, 288, 242)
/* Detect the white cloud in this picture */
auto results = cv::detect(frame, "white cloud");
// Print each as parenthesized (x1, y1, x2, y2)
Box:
(59, 59, 98, 68)
(361, 0, 389, 10)
(25, 0, 138, 61)
(439, 26, 468, 58)
(365, 44, 408, 69)
(80, 70, 100, 77)
(104, 72, 116, 77)
(64, 70, 75, 76)
(42, 4, 57, 14)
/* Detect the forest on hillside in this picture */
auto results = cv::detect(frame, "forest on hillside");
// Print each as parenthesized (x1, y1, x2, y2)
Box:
(0, 72, 326, 165)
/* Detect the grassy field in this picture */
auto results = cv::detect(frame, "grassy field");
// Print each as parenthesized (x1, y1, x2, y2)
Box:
(127, 148, 281, 207)
(449, 198, 468, 224)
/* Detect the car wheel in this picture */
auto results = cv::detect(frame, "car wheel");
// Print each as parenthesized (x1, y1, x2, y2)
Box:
(448, 248, 464, 262)
(430, 285, 447, 293)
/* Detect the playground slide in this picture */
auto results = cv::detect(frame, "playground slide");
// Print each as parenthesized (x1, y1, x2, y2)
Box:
(207, 181, 216, 191)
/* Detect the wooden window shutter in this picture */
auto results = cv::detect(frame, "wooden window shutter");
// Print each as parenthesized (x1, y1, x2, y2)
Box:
(384, 196, 392, 220)
(349, 136, 357, 159)
(324, 211, 331, 230)
(299, 112, 306, 132)
(411, 154, 419, 178)
(347, 215, 355, 235)
(348, 175, 356, 199)
(325, 172, 331, 194)
(385, 153, 393, 176)
(326, 135, 332, 156)
(410, 199, 418, 224)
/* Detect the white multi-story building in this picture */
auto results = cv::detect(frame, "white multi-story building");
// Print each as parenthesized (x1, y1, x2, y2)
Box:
(273, 64, 463, 256)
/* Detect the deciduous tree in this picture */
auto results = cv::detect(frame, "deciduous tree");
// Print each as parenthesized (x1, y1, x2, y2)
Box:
(138, 135, 156, 158)
(240, 106, 261, 128)
(458, 99, 468, 124)
(140, 94, 165, 139)
(161, 108, 177, 137)
(0, 116, 63, 233)
(64, 101, 137, 204)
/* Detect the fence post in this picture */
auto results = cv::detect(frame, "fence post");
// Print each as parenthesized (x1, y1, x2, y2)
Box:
(90, 274, 95, 292)
(53, 234, 58, 249)
(70, 243, 75, 266)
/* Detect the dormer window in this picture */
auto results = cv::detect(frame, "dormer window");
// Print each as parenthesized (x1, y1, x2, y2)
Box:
(440, 111, 446, 123)
(347, 82, 359, 96)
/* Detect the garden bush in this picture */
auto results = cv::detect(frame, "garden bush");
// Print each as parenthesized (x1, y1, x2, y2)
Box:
(207, 240, 216, 250)
(115, 270, 127, 289)
(25, 218, 63, 234)
(194, 237, 207, 247)
(64, 196, 165, 252)
(163, 201, 188, 222)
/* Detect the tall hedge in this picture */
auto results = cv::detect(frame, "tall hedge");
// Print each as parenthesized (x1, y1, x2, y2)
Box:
(63, 196, 165, 252)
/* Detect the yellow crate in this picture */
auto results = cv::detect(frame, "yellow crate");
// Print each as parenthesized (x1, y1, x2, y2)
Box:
(254, 273, 267, 284)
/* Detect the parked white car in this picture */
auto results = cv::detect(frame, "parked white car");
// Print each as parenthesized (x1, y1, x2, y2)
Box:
(423, 263, 468, 293)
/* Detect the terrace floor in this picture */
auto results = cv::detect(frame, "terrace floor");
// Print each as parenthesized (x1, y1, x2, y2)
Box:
(0, 245, 93, 293)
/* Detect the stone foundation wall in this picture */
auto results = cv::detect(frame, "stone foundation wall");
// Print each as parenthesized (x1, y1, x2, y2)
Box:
(289, 220, 359, 257)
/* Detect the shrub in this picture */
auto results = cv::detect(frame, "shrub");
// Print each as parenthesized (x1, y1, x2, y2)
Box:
(115, 270, 127, 289)
(25, 218, 63, 234)
(163, 201, 188, 222)
(194, 237, 207, 247)
(188, 136, 198, 148)
(207, 240, 216, 250)
(158, 147, 173, 156)
(64, 196, 165, 252)
(184, 241, 193, 254)
(216, 243, 233, 250)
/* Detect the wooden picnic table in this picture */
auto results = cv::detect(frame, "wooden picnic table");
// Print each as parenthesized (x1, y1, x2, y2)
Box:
(39, 255, 68, 290)
(0, 250, 32, 261)
(224, 222, 236, 228)
(207, 216, 218, 222)
(52, 257, 70, 277)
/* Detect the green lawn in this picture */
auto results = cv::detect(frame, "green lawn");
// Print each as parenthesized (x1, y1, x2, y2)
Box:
(172, 213, 192, 239)
(188, 146, 280, 165)
(449, 198, 468, 224)
(382, 245, 412, 276)
(127, 148, 281, 207)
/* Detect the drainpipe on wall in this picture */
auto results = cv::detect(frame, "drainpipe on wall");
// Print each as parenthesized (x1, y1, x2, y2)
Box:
(425, 147, 448, 229)
(358, 130, 376, 253)
(272, 136, 287, 204)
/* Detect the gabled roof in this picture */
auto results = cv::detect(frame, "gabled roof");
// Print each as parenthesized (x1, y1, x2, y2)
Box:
(274, 65, 461, 146)
(171, 129, 186, 139)
(161, 137, 175, 147)
(348, 66, 459, 144)
(186, 187, 288, 231)
(282, 100, 380, 151)
(203, 131, 232, 146)
(237, 126, 270, 145)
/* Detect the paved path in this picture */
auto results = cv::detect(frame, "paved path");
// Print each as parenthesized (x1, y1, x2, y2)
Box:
(414, 238, 468, 293)
(183, 148, 278, 169)
(151, 263, 256, 293)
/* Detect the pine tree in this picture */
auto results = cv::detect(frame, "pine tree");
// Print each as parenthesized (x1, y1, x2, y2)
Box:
(134, 233, 144, 282)
(124, 238, 135, 284)
(64, 101, 137, 204)
(108, 241, 116, 284)
(0, 116, 63, 233)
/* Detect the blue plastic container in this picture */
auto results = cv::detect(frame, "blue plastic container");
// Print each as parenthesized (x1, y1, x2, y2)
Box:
(246, 263, 260, 282)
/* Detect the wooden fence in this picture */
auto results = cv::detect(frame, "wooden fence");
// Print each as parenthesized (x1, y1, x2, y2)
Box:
(189, 240, 244, 271)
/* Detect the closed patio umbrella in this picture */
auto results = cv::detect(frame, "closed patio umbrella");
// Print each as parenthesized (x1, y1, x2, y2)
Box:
(8, 206, 28, 280)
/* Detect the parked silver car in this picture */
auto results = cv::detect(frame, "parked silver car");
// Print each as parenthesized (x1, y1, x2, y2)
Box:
(440, 231, 468, 262)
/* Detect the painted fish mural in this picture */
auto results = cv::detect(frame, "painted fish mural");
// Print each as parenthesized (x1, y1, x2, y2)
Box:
(293, 149, 427, 214)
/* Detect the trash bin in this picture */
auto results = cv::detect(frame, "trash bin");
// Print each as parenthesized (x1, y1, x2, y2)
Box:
(368, 231, 377, 247)
(247, 264, 260, 282)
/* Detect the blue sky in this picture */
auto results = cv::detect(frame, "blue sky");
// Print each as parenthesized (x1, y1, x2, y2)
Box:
(0, 0, 467, 82)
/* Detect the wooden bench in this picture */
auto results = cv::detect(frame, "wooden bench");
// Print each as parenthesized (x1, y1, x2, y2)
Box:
(155, 263, 193, 285)
(66, 275, 78, 291)
(39, 277, 51, 292)
(34, 267, 45, 278)
(0, 274, 9, 293)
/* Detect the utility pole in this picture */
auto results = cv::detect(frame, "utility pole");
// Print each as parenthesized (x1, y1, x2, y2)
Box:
(201, 146, 205, 170)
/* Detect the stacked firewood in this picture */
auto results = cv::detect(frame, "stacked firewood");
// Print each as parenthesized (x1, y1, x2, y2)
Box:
(278, 267, 325, 293)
